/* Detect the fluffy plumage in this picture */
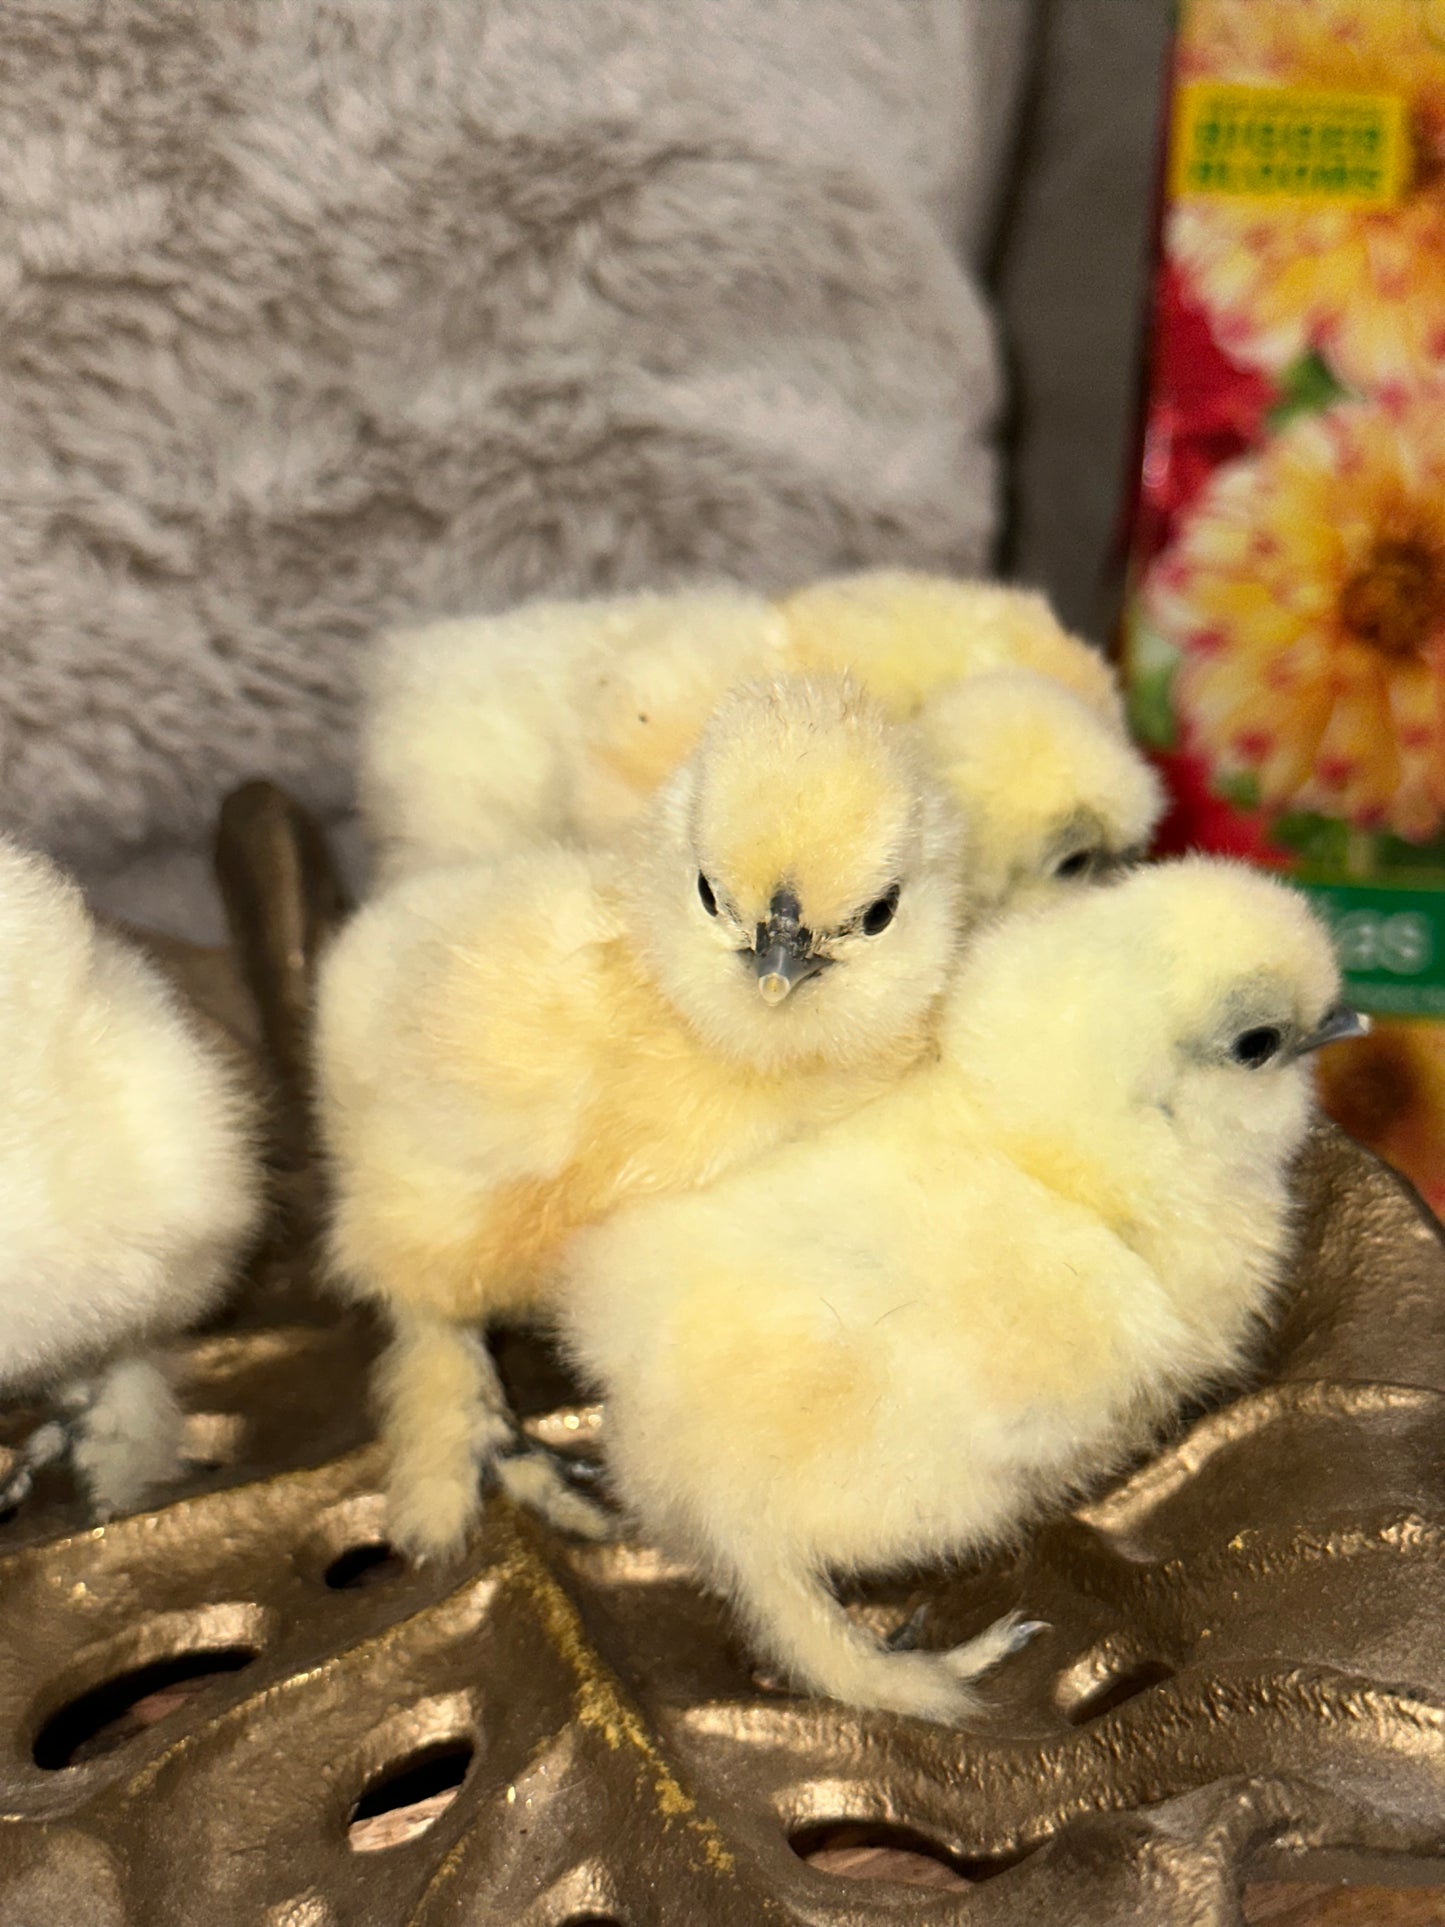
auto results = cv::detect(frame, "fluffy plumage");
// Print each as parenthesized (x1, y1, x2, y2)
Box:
(359, 571, 1126, 878)
(321, 675, 968, 1558)
(917, 668, 1163, 911)
(777, 569, 1124, 722)
(0, 840, 262, 1517)
(361, 588, 786, 878)
(563, 859, 1349, 1721)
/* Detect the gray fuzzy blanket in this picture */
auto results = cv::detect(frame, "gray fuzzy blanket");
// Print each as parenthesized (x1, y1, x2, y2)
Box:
(0, 0, 1027, 923)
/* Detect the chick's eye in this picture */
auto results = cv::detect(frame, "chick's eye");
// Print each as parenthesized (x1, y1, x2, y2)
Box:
(1053, 848, 1096, 881)
(862, 885, 901, 935)
(697, 872, 718, 916)
(1231, 1024, 1284, 1069)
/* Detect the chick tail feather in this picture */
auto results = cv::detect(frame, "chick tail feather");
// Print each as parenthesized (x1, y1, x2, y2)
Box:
(724, 1546, 1040, 1724)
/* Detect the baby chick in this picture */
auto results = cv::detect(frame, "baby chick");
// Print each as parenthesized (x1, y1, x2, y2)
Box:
(777, 569, 1124, 724)
(359, 587, 785, 879)
(0, 840, 262, 1518)
(917, 668, 1164, 912)
(319, 675, 969, 1559)
(563, 859, 1362, 1722)
(358, 573, 1124, 876)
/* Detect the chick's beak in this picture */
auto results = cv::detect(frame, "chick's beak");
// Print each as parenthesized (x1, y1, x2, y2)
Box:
(755, 940, 819, 1005)
(752, 889, 827, 1005)
(1298, 1005, 1371, 1055)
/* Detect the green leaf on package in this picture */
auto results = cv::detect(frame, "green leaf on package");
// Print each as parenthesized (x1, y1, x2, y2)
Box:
(1266, 350, 1349, 430)
(1124, 616, 1180, 751)
(1270, 811, 1352, 866)
(1211, 770, 1261, 809)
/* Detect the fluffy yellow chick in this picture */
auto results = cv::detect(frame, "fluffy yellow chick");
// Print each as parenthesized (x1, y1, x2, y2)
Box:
(917, 668, 1164, 912)
(318, 676, 967, 1558)
(358, 572, 1125, 877)
(0, 840, 263, 1518)
(777, 568, 1123, 724)
(562, 859, 1362, 1722)
(359, 587, 785, 878)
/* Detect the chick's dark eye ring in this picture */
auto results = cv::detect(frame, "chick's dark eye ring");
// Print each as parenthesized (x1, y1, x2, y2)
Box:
(697, 872, 718, 916)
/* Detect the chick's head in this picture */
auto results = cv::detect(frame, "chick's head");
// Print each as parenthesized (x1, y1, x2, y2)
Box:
(947, 856, 1358, 1176)
(918, 670, 1164, 912)
(626, 675, 967, 1070)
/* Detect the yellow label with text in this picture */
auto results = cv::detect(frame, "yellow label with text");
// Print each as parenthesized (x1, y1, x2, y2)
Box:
(1170, 83, 1408, 207)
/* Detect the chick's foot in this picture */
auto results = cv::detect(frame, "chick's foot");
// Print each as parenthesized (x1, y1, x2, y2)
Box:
(729, 1547, 1044, 1726)
(70, 1353, 185, 1520)
(492, 1439, 617, 1540)
(838, 1612, 1043, 1724)
(0, 1419, 71, 1515)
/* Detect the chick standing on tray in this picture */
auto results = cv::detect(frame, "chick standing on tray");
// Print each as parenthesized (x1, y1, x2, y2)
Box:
(563, 861, 1365, 1721)
(318, 675, 967, 1559)
(0, 839, 262, 1519)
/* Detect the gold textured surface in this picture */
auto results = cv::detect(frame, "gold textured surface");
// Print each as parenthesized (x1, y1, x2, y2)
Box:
(0, 786, 1442, 1924)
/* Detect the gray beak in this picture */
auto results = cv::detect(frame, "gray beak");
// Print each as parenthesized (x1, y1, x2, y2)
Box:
(754, 941, 824, 1006)
(752, 888, 827, 1006)
(1298, 1005, 1371, 1054)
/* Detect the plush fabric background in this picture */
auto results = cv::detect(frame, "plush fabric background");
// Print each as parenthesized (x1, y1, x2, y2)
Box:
(0, 0, 1034, 931)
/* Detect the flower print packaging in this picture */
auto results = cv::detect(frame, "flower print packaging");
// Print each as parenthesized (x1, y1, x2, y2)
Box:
(1120, 0, 1445, 1215)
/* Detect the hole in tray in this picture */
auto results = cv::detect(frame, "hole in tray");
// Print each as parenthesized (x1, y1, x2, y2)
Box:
(347, 1741, 475, 1852)
(792, 1821, 1024, 1889)
(33, 1646, 258, 1769)
(324, 1542, 406, 1590)
(1065, 1658, 1175, 1725)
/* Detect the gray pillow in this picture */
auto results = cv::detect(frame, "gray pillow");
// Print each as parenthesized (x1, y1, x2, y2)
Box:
(0, 0, 1033, 934)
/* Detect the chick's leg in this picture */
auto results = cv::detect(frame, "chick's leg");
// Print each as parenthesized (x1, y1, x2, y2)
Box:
(723, 1544, 1037, 1724)
(69, 1352, 186, 1520)
(377, 1309, 612, 1559)
(377, 1310, 501, 1558)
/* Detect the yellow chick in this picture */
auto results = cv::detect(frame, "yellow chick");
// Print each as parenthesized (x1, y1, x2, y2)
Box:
(917, 668, 1164, 912)
(359, 587, 785, 878)
(358, 572, 1125, 877)
(562, 859, 1362, 1722)
(0, 839, 263, 1518)
(777, 568, 1123, 724)
(318, 675, 967, 1558)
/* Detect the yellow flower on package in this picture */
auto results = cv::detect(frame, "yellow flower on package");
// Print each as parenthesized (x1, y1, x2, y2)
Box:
(1151, 392, 1445, 841)
(1171, 0, 1445, 390)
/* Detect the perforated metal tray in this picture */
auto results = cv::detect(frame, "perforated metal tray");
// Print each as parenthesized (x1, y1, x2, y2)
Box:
(0, 787, 1440, 1926)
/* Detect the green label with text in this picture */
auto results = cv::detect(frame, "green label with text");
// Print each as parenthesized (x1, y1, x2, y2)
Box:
(1296, 880, 1445, 1016)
